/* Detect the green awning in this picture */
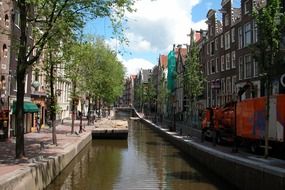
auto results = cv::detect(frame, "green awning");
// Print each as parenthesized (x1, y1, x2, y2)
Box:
(12, 102, 39, 114)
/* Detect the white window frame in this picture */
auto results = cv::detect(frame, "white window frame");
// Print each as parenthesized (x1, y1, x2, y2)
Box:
(210, 41, 215, 55)
(231, 28, 235, 43)
(215, 38, 218, 50)
(220, 34, 224, 48)
(244, 54, 252, 79)
(244, 0, 251, 15)
(216, 57, 219, 73)
(15, 11, 20, 28)
(225, 14, 229, 26)
(210, 26, 214, 36)
(231, 51, 236, 68)
(253, 59, 258, 77)
(239, 57, 244, 80)
(211, 59, 215, 74)
(226, 77, 232, 94)
(225, 31, 231, 50)
(25, 74, 28, 93)
(253, 20, 258, 43)
(232, 75, 237, 94)
(207, 61, 210, 75)
(221, 55, 225, 71)
(207, 43, 209, 55)
(238, 27, 243, 49)
(226, 53, 231, 70)
(244, 22, 251, 47)
(221, 78, 225, 94)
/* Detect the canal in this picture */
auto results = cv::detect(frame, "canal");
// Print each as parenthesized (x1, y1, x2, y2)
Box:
(47, 114, 236, 190)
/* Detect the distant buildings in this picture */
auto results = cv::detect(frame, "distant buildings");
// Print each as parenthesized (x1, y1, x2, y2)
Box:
(128, 0, 285, 126)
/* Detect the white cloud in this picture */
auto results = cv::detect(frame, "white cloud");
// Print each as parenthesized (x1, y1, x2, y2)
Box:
(114, 0, 208, 76)
(118, 55, 154, 76)
(125, 0, 207, 53)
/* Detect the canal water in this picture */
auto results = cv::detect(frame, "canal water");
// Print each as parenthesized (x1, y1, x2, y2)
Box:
(47, 114, 235, 190)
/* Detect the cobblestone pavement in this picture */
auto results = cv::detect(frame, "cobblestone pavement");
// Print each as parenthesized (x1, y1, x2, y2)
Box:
(0, 119, 92, 177)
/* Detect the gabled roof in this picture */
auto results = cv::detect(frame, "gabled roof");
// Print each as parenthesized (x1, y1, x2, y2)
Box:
(195, 32, 201, 42)
(176, 47, 187, 65)
(221, 0, 231, 7)
(207, 9, 216, 18)
(159, 54, 168, 69)
(130, 75, 136, 80)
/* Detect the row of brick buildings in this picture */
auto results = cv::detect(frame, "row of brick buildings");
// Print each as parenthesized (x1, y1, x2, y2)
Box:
(121, 0, 285, 124)
(0, 0, 71, 138)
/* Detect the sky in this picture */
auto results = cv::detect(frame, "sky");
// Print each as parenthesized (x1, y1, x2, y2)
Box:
(84, 0, 240, 76)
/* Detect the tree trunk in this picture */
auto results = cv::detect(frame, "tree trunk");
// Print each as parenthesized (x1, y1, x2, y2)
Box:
(49, 52, 57, 145)
(71, 101, 75, 134)
(15, 0, 28, 159)
(87, 97, 91, 125)
(15, 68, 26, 158)
(71, 81, 76, 134)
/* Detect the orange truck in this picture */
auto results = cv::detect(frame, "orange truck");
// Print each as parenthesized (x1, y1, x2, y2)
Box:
(202, 94, 285, 151)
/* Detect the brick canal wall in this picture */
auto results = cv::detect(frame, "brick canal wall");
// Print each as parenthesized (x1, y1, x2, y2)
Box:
(0, 132, 92, 190)
(136, 113, 285, 190)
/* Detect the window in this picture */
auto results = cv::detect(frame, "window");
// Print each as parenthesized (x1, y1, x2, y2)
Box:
(232, 75, 237, 94)
(15, 11, 20, 27)
(238, 27, 243, 49)
(211, 59, 215, 73)
(3, 44, 8, 58)
(225, 14, 229, 26)
(25, 75, 28, 93)
(226, 53, 230, 70)
(220, 35, 224, 48)
(253, 59, 258, 77)
(253, 20, 258, 43)
(216, 57, 219, 73)
(231, 28, 235, 43)
(207, 61, 210, 75)
(231, 51, 236, 68)
(210, 41, 215, 55)
(226, 77, 232, 94)
(244, 22, 251, 47)
(215, 38, 218, 50)
(239, 57, 244, 80)
(221, 78, 225, 94)
(4, 14, 9, 27)
(244, 0, 251, 14)
(225, 31, 231, 50)
(244, 55, 252, 78)
(221, 55, 225, 71)
(207, 43, 209, 55)
(210, 26, 214, 36)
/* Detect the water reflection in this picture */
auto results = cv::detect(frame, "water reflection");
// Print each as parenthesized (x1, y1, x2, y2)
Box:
(47, 118, 235, 190)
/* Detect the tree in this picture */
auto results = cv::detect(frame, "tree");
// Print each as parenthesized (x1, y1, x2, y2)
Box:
(64, 41, 85, 134)
(15, 0, 135, 158)
(184, 29, 204, 123)
(76, 37, 125, 121)
(252, 0, 285, 158)
(157, 73, 169, 120)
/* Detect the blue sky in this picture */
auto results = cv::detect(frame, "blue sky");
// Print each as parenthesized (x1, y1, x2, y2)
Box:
(84, 0, 241, 76)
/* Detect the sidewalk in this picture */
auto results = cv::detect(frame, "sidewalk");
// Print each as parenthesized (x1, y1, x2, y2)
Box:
(0, 119, 93, 189)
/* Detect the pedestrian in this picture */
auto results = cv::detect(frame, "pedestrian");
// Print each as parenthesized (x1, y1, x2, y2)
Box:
(36, 116, 41, 132)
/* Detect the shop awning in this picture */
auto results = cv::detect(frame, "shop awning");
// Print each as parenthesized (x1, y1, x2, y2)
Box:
(12, 102, 39, 114)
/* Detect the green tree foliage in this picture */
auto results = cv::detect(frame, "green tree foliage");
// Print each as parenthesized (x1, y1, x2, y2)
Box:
(184, 30, 204, 112)
(252, 0, 285, 157)
(65, 37, 125, 125)
(157, 73, 169, 115)
(80, 38, 125, 105)
(15, 0, 136, 158)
